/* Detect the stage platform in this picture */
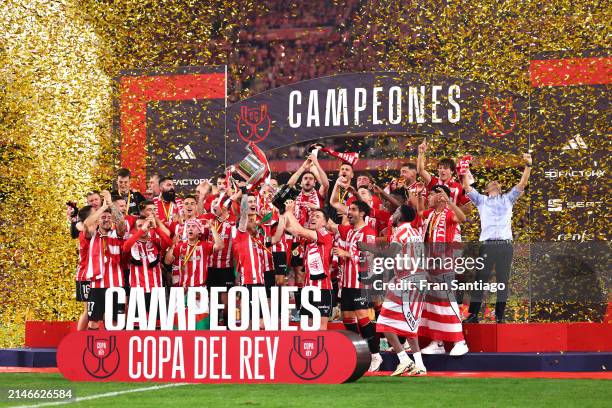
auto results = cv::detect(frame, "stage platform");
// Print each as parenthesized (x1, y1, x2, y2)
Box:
(1, 347, 611, 373)
(3, 320, 609, 372)
(24, 321, 612, 352)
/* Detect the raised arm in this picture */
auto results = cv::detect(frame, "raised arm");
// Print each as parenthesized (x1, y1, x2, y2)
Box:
(287, 158, 311, 188)
(417, 138, 432, 185)
(330, 177, 349, 213)
(271, 212, 287, 244)
(309, 154, 329, 198)
(164, 238, 178, 265)
(207, 220, 224, 251)
(83, 196, 110, 237)
(283, 203, 317, 241)
(372, 184, 402, 210)
(238, 191, 249, 232)
(516, 153, 532, 191)
(153, 215, 171, 237)
(441, 191, 466, 224)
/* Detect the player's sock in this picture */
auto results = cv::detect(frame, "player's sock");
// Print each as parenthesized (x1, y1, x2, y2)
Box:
(397, 350, 410, 364)
(413, 351, 424, 367)
(343, 317, 359, 334)
(358, 317, 379, 353)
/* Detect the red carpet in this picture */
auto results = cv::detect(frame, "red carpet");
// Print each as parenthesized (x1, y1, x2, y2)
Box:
(365, 371, 612, 379)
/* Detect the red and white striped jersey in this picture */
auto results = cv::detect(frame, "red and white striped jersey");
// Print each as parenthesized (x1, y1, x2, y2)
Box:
(391, 219, 425, 277)
(169, 221, 188, 243)
(423, 207, 459, 244)
(259, 205, 287, 253)
(338, 224, 377, 289)
(87, 230, 123, 288)
(304, 228, 334, 290)
(426, 177, 469, 242)
(294, 190, 324, 227)
(153, 196, 184, 225)
(123, 228, 172, 292)
(76, 231, 90, 281)
(207, 215, 236, 269)
(172, 240, 213, 287)
(231, 227, 265, 285)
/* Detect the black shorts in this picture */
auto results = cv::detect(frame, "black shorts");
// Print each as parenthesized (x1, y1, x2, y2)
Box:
(87, 288, 125, 322)
(264, 270, 275, 297)
(242, 284, 266, 303)
(300, 289, 333, 318)
(273, 251, 287, 276)
(207, 267, 235, 289)
(76, 280, 90, 302)
(290, 242, 303, 267)
(340, 287, 370, 311)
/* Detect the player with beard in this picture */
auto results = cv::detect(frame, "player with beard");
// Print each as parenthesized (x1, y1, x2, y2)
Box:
(123, 215, 173, 311)
(284, 201, 334, 329)
(153, 176, 184, 225)
(327, 200, 381, 371)
(286, 154, 329, 317)
(83, 191, 127, 330)
(333, 161, 355, 208)
(419, 185, 469, 356)
(385, 163, 426, 209)
(113, 168, 146, 215)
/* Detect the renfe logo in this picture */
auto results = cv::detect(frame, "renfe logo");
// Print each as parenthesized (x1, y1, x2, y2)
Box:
(58, 331, 368, 384)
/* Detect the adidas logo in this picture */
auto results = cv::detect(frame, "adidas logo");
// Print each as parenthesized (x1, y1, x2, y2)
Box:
(174, 145, 197, 160)
(562, 135, 587, 150)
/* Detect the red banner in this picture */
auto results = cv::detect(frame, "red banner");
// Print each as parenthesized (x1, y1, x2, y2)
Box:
(58, 330, 368, 384)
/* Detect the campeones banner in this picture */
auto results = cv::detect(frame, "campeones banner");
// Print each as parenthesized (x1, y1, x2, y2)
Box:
(225, 71, 527, 165)
(58, 330, 369, 384)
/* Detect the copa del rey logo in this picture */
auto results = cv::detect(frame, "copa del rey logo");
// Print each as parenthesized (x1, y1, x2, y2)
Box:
(479, 97, 517, 137)
(83, 336, 120, 379)
(237, 104, 271, 143)
(58, 331, 366, 384)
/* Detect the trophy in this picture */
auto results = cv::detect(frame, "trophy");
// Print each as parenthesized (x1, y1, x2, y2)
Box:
(228, 142, 270, 191)
(293, 336, 325, 377)
(84, 335, 118, 377)
(271, 184, 300, 214)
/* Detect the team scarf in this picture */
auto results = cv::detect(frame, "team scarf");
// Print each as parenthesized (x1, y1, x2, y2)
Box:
(130, 240, 160, 266)
(424, 206, 452, 243)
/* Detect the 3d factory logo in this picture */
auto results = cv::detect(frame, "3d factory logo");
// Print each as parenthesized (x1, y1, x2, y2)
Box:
(83, 335, 120, 379)
(288, 336, 329, 380)
(479, 97, 517, 137)
(237, 104, 271, 143)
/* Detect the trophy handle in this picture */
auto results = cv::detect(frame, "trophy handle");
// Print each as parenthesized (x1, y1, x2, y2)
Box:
(293, 336, 301, 356)
(314, 336, 325, 359)
(109, 336, 116, 353)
